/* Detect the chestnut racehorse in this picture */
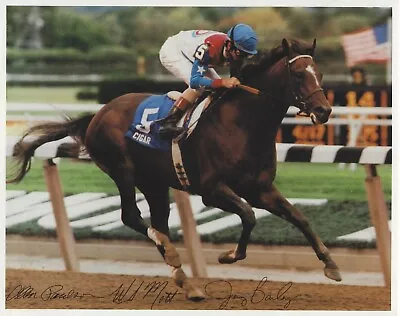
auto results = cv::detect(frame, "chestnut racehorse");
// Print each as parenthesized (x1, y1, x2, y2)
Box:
(8, 39, 340, 301)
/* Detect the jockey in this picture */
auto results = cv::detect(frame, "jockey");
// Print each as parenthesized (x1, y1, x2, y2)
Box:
(158, 23, 258, 138)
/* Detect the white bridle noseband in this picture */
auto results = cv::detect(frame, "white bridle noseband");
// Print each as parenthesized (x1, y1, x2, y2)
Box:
(288, 54, 313, 64)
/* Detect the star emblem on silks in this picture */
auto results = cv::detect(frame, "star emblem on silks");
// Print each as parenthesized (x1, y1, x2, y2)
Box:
(197, 65, 205, 75)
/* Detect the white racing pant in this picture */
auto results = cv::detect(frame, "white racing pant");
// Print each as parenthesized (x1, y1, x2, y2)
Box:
(159, 36, 220, 102)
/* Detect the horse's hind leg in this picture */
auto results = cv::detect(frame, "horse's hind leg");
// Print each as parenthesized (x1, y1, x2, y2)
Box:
(110, 163, 149, 236)
(111, 164, 176, 261)
(251, 184, 341, 282)
(138, 181, 205, 301)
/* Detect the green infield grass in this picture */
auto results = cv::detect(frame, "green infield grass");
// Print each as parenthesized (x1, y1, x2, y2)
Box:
(6, 159, 392, 201)
(6, 199, 391, 249)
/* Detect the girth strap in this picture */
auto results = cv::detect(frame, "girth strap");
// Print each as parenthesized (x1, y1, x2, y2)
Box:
(171, 139, 190, 189)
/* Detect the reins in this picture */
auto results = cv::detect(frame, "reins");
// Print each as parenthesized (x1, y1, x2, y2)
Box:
(238, 54, 325, 117)
(237, 84, 262, 96)
(175, 54, 326, 140)
(237, 84, 284, 106)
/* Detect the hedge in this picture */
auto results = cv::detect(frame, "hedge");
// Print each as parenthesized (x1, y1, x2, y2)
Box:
(97, 77, 187, 103)
(6, 47, 164, 75)
(6, 46, 160, 65)
(6, 45, 387, 80)
(7, 45, 344, 64)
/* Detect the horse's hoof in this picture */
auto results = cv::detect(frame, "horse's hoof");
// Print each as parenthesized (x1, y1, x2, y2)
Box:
(324, 267, 342, 281)
(218, 250, 245, 264)
(186, 288, 206, 302)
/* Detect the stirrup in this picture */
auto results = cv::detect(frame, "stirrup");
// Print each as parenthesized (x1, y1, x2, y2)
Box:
(158, 125, 184, 139)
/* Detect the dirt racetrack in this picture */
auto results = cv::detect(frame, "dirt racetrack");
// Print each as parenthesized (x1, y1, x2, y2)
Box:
(6, 269, 390, 310)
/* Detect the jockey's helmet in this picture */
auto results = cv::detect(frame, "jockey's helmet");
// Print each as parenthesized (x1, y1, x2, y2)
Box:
(227, 24, 258, 55)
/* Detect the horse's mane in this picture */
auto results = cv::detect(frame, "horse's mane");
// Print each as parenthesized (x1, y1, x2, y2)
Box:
(239, 39, 315, 82)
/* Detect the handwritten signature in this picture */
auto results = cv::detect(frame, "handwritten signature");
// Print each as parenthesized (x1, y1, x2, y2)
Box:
(6, 279, 181, 309)
(6, 284, 104, 302)
(6, 276, 301, 309)
(204, 276, 301, 310)
(109, 279, 180, 309)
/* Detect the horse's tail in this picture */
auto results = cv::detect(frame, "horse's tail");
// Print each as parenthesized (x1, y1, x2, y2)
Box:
(7, 113, 95, 184)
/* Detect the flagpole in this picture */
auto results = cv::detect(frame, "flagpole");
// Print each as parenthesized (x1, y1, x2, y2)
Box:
(386, 17, 392, 85)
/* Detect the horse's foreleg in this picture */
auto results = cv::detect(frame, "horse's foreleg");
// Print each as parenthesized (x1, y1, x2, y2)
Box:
(202, 182, 256, 264)
(252, 184, 341, 282)
(140, 183, 205, 301)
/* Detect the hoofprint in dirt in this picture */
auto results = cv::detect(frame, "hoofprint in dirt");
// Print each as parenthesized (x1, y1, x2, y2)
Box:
(6, 269, 390, 310)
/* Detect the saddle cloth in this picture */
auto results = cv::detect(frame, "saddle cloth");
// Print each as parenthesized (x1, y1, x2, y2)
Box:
(125, 91, 209, 151)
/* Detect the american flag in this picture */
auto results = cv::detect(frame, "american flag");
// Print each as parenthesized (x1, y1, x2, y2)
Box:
(341, 24, 390, 67)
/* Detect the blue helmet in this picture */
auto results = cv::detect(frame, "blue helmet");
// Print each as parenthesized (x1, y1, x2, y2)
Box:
(227, 23, 258, 55)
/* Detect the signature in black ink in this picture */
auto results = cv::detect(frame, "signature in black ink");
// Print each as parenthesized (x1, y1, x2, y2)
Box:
(6, 279, 180, 309)
(205, 276, 301, 310)
(6, 285, 37, 301)
(40, 284, 105, 301)
(109, 279, 144, 304)
(109, 279, 180, 309)
(204, 280, 248, 309)
(251, 276, 300, 309)
(6, 284, 104, 302)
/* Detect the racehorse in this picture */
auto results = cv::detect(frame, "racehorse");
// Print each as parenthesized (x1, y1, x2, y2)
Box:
(8, 38, 340, 301)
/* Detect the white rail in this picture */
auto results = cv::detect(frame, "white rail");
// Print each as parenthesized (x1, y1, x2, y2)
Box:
(6, 115, 392, 128)
(283, 117, 392, 126)
(6, 102, 392, 116)
(7, 103, 104, 112)
(6, 103, 392, 158)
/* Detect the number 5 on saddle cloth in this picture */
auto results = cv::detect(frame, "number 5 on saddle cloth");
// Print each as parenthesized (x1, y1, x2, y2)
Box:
(125, 91, 212, 151)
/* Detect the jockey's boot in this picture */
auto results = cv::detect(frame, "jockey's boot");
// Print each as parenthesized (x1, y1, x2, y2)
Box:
(158, 97, 192, 139)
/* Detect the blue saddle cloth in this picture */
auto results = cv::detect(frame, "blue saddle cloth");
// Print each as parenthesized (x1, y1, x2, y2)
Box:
(125, 94, 176, 151)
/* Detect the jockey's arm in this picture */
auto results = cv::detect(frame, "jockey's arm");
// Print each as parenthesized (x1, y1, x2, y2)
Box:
(190, 58, 223, 89)
(190, 44, 240, 90)
(190, 44, 223, 90)
(206, 68, 221, 80)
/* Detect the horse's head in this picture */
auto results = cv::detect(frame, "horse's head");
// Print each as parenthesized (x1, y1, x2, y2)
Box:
(281, 38, 332, 124)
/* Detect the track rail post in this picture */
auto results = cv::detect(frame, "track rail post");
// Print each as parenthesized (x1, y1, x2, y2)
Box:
(43, 159, 79, 272)
(364, 164, 391, 286)
(173, 189, 208, 278)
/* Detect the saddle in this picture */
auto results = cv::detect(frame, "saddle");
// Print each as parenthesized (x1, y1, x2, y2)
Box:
(125, 88, 227, 190)
(125, 90, 219, 151)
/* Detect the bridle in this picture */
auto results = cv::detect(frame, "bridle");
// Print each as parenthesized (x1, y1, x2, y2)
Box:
(239, 54, 325, 117)
(285, 54, 325, 116)
(179, 55, 325, 139)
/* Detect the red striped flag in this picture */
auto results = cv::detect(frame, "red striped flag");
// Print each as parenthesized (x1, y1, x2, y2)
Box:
(341, 24, 390, 67)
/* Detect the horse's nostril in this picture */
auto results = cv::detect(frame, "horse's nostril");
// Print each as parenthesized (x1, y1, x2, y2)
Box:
(315, 106, 332, 116)
(326, 107, 332, 116)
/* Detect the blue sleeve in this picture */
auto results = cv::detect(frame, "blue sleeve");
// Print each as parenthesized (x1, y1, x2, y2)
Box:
(190, 58, 213, 89)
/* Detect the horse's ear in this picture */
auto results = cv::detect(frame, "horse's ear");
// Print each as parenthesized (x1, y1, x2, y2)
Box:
(310, 38, 317, 56)
(282, 38, 293, 59)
